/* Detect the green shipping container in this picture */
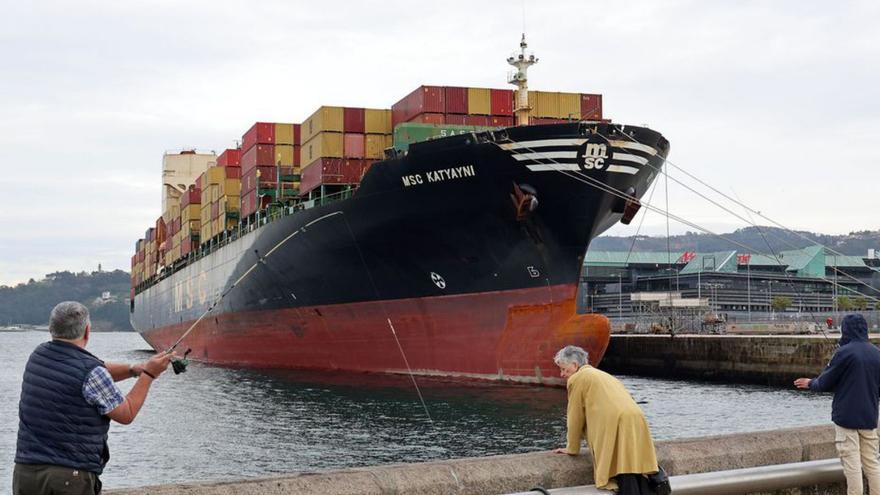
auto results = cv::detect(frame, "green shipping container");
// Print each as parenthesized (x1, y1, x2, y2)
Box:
(392, 123, 494, 152)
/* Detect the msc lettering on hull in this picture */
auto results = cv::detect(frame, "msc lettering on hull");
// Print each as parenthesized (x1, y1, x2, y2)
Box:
(402, 165, 476, 187)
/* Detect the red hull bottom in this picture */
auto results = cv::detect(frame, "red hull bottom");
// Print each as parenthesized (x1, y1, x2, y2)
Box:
(139, 284, 610, 386)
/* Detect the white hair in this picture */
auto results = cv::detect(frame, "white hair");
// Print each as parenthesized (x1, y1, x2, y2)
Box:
(49, 301, 90, 339)
(554, 345, 589, 367)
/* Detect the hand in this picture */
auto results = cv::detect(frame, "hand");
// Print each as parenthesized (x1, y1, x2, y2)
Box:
(794, 378, 811, 389)
(142, 351, 175, 379)
(553, 448, 570, 454)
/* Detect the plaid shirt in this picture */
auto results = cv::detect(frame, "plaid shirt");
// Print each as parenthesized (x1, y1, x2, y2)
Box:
(81, 366, 125, 415)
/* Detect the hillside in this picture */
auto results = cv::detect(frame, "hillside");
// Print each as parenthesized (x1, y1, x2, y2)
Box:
(591, 226, 880, 255)
(0, 270, 133, 331)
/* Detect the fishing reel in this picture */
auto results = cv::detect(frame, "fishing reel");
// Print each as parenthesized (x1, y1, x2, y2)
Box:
(171, 348, 192, 374)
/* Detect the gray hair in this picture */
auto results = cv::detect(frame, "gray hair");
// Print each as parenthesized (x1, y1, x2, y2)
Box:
(49, 301, 90, 339)
(554, 345, 589, 367)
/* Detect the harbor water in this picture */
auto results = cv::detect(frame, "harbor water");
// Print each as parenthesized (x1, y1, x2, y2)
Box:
(1, 331, 832, 492)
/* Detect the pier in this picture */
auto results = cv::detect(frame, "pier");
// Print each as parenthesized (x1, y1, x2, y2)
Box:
(105, 425, 839, 494)
(601, 333, 880, 385)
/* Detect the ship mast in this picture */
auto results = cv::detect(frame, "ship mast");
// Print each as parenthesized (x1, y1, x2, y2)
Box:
(507, 33, 538, 126)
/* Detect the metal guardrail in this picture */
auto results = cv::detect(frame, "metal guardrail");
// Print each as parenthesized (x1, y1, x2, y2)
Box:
(504, 458, 843, 495)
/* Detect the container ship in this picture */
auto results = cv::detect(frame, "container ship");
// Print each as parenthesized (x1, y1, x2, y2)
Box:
(129, 37, 669, 384)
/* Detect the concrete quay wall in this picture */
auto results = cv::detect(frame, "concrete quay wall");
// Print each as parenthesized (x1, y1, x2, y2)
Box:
(600, 334, 880, 385)
(107, 425, 839, 495)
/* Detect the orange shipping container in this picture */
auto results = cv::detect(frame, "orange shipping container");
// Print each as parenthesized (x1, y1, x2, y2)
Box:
(365, 134, 386, 159)
(557, 92, 581, 120)
(364, 109, 392, 134)
(304, 132, 344, 161)
(205, 166, 226, 185)
(274, 123, 296, 145)
(528, 91, 560, 118)
(302, 106, 344, 143)
(180, 204, 200, 223)
(467, 87, 491, 115)
(274, 144, 295, 166)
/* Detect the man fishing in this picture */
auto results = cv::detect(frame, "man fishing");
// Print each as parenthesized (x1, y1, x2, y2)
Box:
(13, 301, 175, 495)
(795, 313, 880, 495)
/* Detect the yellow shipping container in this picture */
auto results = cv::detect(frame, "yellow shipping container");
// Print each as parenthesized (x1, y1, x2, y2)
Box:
(219, 195, 240, 215)
(302, 106, 344, 143)
(219, 178, 241, 198)
(385, 134, 393, 150)
(528, 91, 560, 118)
(303, 132, 344, 162)
(209, 184, 221, 203)
(557, 92, 580, 120)
(365, 134, 386, 159)
(200, 223, 212, 244)
(274, 144, 295, 166)
(275, 123, 296, 145)
(200, 204, 211, 226)
(467, 88, 491, 115)
(181, 204, 200, 223)
(364, 109, 392, 134)
(204, 166, 225, 185)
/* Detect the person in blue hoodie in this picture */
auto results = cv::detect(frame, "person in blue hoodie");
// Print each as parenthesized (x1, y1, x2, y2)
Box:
(795, 313, 880, 495)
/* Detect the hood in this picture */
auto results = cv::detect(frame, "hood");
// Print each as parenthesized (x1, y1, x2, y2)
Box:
(839, 314, 869, 346)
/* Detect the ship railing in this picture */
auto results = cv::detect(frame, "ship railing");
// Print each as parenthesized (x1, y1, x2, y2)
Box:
(134, 187, 359, 296)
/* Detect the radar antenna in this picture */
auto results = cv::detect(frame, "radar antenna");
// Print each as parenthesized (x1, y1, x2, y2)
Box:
(507, 33, 538, 126)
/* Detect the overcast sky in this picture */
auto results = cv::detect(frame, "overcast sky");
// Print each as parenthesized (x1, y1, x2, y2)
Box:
(0, 0, 877, 286)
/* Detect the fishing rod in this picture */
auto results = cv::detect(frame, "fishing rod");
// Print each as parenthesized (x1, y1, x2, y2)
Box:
(161, 211, 344, 374)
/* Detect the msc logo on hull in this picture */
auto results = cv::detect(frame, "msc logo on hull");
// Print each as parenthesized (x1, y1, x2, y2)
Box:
(577, 135, 610, 171)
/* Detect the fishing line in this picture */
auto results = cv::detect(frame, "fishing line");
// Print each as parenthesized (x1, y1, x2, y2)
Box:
(598, 126, 880, 283)
(493, 134, 880, 309)
(338, 214, 434, 425)
(165, 211, 344, 354)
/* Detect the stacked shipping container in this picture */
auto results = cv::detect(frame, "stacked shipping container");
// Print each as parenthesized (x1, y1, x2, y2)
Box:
(241, 122, 301, 217)
(391, 86, 516, 128)
(299, 107, 392, 195)
(133, 85, 605, 285)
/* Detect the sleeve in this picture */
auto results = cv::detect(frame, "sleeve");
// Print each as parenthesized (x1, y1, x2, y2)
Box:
(809, 350, 847, 392)
(566, 379, 587, 454)
(82, 366, 126, 415)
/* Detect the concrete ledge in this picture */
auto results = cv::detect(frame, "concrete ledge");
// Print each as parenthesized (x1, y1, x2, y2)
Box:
(107, 424, 838, 495)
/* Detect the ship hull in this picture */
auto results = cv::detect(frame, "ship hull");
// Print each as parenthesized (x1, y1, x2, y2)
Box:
(133, 123, 669, 384)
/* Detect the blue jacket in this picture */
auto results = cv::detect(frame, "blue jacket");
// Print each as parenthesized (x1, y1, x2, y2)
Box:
(810, 314, 880, 429)
(15, 340, 111, 474)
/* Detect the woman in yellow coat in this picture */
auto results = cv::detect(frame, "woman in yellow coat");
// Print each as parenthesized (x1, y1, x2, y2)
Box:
(553, 345, 660, 494)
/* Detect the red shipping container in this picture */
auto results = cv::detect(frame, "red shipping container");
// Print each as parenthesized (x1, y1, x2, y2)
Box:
(293, 144, 301, 167)
(343, 107, 365, 133)
(180, 186, 200, 207)
(241, 144, 276, 171)
(225, 166, 242, 179)
(181, 240, 197, 257)
(392, 85, 445, 126)
(155, 217, 166, 244)
(444, 87, 468, 114)
(406, 113, 445, 125)
(195, 175, 203, 190)
(217, 148, 241, 167)
(580, 93, 603, 120)
(445, 114, 466, 125)
(464, 115, 490, 126)
(489, 115, 514, 127)
(343, 133, 365, 158)
(211, 202, 220, 219)
(490, 89, 514, 116)
(242, 122, 275, 152)
(137, 251, 145, 262)
(300, 158, 372, 194)
(241, 189, 257, 217)
(530, 117, 569, 125)
(293, 124, 301, 145)
(242, 166, 280, 192)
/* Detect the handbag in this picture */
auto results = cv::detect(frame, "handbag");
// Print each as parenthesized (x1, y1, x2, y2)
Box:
(647, 465, 671, 495)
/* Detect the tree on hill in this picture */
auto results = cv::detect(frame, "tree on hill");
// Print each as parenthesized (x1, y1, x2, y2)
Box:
(0, 270, 133, 331)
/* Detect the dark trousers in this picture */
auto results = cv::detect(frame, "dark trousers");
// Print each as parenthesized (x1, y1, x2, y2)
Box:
(13, 464, 101, 495)
(616, 473, 655, 495)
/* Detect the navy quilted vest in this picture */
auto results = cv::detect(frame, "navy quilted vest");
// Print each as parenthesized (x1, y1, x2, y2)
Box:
(15, 340, 111, 474)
